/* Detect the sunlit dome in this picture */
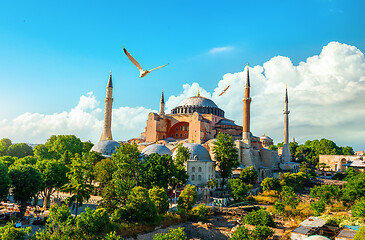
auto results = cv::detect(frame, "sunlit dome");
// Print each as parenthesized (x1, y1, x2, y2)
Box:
(171, 95, 224, 117)
(173, 143, 212, 162)
(141, 144, 172, 156)
(90, 140, 120, 158)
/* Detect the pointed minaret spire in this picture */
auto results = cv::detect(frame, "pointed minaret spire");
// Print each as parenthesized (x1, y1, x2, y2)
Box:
(159, 90, 165, 116)
(245, 63, 250, 87)
(100, 72, 114, 141)
(242, 63, 252, 142)
(282, 85, 291, 162)
(197, 88, 200, 97)
(107, 71, 113, 88)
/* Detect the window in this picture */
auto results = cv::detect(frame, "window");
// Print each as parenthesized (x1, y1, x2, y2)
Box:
(192, 175, 195, 181)
(181, 126, 183, 131)
(175, 133, 178, 137)
(176, 127, 178, 131)
(198, 175, 202, 181)
(180, 133, 182, 137)
(194, 155, 199, 160)
(184, 133, 187, 138)
(192, 167, 195, 172)
(198, 167, 202, 172)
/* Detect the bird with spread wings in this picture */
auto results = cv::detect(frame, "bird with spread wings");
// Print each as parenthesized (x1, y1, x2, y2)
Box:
(123, 47, 169, 78)
(219, 85, 230, 96)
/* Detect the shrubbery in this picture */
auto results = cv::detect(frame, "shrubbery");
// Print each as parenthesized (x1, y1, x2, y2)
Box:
(153, 227, 187, 240)
(243, 208, 276, 227)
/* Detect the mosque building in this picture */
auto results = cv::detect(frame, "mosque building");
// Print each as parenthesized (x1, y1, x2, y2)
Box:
(92, 64, 298, 186)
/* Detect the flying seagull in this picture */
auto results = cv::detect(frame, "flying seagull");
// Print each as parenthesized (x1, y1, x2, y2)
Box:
(123, 47, 169, 78)
(219, 85, 230, 96)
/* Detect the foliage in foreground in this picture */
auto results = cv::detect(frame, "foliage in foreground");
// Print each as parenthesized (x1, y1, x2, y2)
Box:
(0, 222, 31, 240)
(243, 208, 276, 227)
(230, 225, 274, 240)
(191, 204, 211, 222)
(177, 185, 197, 214)
(153, 227, 187, 240)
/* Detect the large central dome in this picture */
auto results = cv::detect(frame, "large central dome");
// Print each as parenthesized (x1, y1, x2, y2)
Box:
(178, 96, 219, 108)
(171, 95, 224, 117)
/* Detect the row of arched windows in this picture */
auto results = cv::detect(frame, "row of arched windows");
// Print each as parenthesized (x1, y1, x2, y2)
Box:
(171, 106, 224, 117)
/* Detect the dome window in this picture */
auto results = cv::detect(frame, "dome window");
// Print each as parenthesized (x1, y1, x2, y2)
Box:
(194, 155, 199, 161)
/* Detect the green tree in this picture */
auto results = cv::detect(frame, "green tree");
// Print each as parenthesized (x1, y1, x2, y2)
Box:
(310, 185, 341, 205)
(0, 138, 12, 156)
(341, 146, 355, 155)
(239, 166, 258, 184)
(243, 208, 276, 227)
(355, 226, 365, 240)
(36, 159, 69, 209)
(76, 207, 109, 237)
(0, 156, 17, 167)
(94, 158, 117, 186)
(0, 162, 11, 201)
(0, 222, 31, 240)
(280, 186, 300, 210)
(34, 204, 76, 239)
(44, 135, 83, 159)
(140, 153, 175, 189)
(310, 200, 326, 216)
(261, 177, 281, 192)
(252, 225, 274, 240)
(344, 167, 359, 181)
(230, 225, 254, 240)
(341, 173, 365, 205)
(9, 164, 42, 217)
(212, 132, 239, 189)
(229, 179, 251, 202)
(6, 143, 33, 158)
(34, 144, 53, 160)
(153, 227, 187, 240)
(111, 186, 157, 223)
(191, 204, 211, 222)
(273, 201, 285, 214)
(104, 231, 123, 240)
(177, 184, 197, 214)
(268, 145, 278, 151)
(174, 144, 190, 166)
(83, 151, 105, 184)
(82, 141, 94, 154)
(352, 200, 365, 217)
(149, 187, 169, 215)
(61, 155, 93, 216)
(111, 143, 141, 187)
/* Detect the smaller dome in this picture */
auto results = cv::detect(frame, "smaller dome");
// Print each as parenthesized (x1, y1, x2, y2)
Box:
(141, 144, 172, 156)
(260, 134, 272, 140)
(91, 140, 120, 157)
(304, 236, 330, 240)
(173, 143, 212, 162)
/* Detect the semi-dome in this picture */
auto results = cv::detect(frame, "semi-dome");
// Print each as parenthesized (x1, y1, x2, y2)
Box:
(173, 143, 212, 162)
(171, 95, 224, 117)
(141, 144, 172, 156)
(260, 134, 272, 140)
(91, 140, 120, 157)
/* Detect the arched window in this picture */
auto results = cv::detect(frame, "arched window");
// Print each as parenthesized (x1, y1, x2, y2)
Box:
(192, 175, 195, 181)
(192, 167, 195, 172)
(198, 175, 202, 181)
(198, 167, 202, 172)
(194, 155, 199, 160)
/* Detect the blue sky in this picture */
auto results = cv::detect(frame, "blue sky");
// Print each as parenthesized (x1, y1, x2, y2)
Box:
(1, 0, 365, 150)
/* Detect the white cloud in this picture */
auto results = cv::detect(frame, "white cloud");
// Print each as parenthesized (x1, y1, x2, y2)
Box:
(209, 46, 233, 54)
(1, 42, 364, 150)
(0, 92, 153, 144)
(166, 42, 365, 150)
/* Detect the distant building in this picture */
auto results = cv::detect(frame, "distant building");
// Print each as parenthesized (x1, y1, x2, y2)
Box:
(319, 155, 365, 172)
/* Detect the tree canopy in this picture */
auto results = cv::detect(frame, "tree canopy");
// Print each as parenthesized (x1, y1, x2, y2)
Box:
(212, 132, 239, 189)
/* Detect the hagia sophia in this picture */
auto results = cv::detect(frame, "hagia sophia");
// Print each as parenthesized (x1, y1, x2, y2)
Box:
(91, 65, 299, 187)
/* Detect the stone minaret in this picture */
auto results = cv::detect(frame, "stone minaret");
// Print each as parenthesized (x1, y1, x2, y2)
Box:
(242, 63, 251, 142)
(159, 90, 165, 116)
(100, 72, 113, 141)
(281, 86, 291, 162)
